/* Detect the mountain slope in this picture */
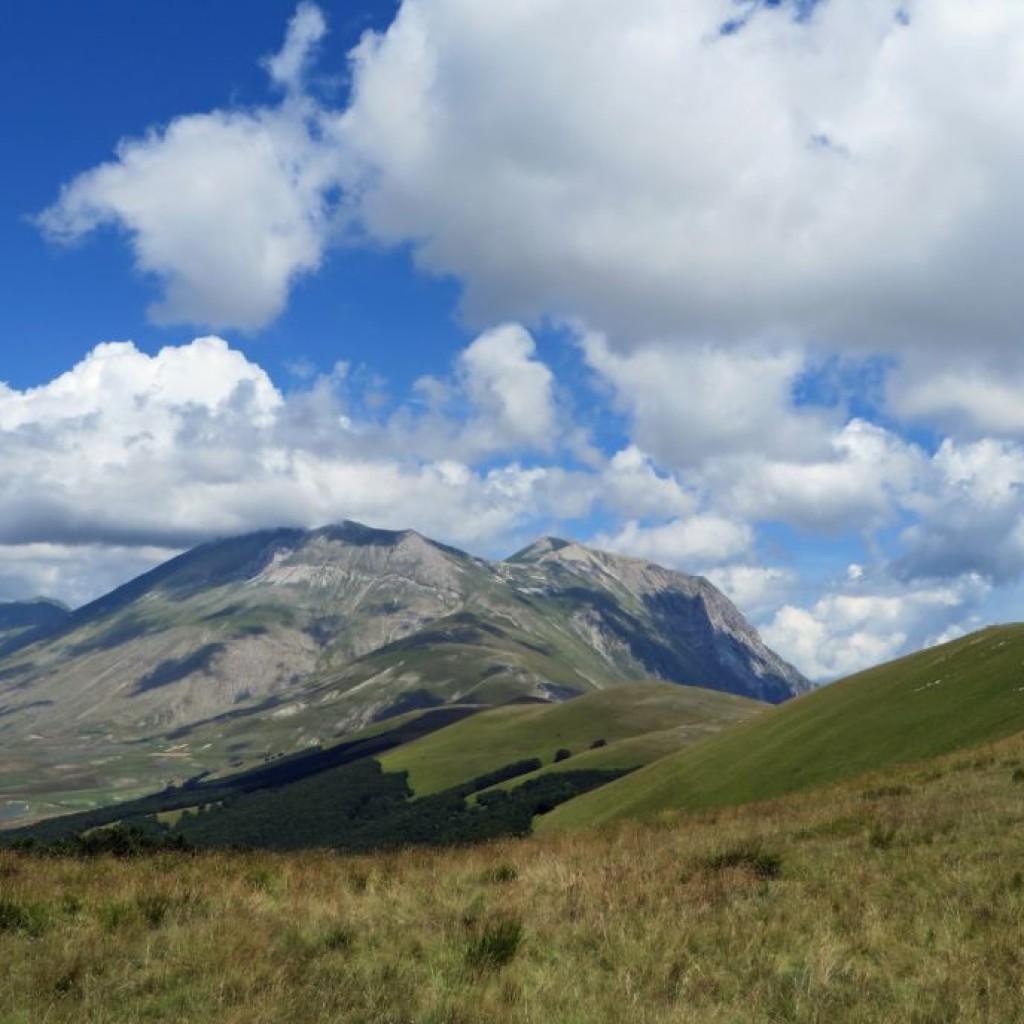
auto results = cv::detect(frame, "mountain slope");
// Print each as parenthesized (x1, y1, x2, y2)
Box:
(539, 623, 1024, 831)
(0, 521, 805, 820)
(0, 598, 70, 651)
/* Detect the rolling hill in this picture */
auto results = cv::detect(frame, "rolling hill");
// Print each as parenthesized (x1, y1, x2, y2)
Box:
(1, 682, 764, 847)
(380, 682, 766, 795)
(539, 623, 1024, 831)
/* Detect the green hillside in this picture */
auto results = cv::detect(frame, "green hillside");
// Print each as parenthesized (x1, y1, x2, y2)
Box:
(539, 624, 1024, 831)
(380, 682, 765, 795)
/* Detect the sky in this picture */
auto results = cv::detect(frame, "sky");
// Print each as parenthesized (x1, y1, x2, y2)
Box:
(3, 0, 1024, 681)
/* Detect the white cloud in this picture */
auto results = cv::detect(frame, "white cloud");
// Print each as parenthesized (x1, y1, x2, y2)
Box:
(0, 334, 597, 604)
(895, 438, 1024, 582)
(762, 574, 989, 680)
(716, 419, 923, 532)
(339, 0, 1024, 355)
(0, 544, 180, 609)
(40, 2, 1024, 352)
(456, 324, 557, 452)
(705, 565, 799, 619)
(598, 447, 697, 521)
(888, 357, 1024, 437)
(37, 11, 342, 330)
(265, 2, 327, 91)
(593, 515, 753, 569)
(583, 335, 832, 465)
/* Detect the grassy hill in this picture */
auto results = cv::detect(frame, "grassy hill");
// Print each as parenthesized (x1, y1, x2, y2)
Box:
(540, 624, 1024, 830)
(379, 682, 765, 795)
(3, 723, 1024, 1022)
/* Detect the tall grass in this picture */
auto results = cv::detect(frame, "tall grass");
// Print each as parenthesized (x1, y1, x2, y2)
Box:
(4, 730, 1024, 1022)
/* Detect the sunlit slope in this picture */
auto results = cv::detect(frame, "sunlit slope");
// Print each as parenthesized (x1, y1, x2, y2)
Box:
(539, 624, 1024, 831)
(379, 682, 765, 795)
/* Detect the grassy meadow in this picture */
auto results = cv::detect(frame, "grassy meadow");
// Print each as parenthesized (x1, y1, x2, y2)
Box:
(380, 682, 764, 796)
(5, 728, 1024, 1022)
(542, 624, 1024, 831)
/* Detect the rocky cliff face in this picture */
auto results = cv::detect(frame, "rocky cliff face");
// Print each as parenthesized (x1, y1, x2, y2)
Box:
(503, 539, 805, 703)
(0, 522, 807, 810)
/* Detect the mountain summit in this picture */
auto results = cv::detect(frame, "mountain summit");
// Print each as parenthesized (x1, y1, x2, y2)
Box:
(0, 522, 806, 813)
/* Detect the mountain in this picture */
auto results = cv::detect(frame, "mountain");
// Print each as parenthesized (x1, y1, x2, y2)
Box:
(0, 598, 70, 649)
(538, 623, 1024, 832)
(0, 521, 805, 821)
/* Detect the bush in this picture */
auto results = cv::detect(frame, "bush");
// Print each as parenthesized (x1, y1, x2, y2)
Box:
(553, 748, 572, 763)
(589, 738, 607, 749)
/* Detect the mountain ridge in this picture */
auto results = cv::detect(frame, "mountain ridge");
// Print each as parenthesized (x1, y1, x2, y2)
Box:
(0, 520, 806, 819)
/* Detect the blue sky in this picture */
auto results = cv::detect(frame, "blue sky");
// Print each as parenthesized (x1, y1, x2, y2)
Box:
(3, 0, 1024, 680)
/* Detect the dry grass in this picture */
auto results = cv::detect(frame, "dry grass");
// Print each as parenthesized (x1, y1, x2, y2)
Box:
(5, 733, 1024, 1023)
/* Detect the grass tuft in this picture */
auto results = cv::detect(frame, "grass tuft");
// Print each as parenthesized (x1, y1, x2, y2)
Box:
(0, 897, 49, 936)
(701, 841, 783, 880)
(465, 915, 524, 971)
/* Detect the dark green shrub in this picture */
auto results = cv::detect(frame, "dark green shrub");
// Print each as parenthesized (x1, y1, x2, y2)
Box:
(590, 738, 607, 749)
(553, 748, 572, 763)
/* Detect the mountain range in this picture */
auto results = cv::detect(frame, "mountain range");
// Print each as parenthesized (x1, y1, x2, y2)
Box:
(0, 521, 806, 823)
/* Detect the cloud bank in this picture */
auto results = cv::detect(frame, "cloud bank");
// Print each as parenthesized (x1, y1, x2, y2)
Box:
(38, 0, 1024, 357)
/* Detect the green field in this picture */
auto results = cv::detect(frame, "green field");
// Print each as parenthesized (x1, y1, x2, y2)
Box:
(379, 682, 765, 795)
(540, 624, 1024, 830)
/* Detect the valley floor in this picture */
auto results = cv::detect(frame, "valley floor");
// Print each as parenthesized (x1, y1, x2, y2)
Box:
(4, 732, 1024, 1023)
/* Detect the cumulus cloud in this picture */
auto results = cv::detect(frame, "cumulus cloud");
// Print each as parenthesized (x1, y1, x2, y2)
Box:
(714, 419, 924, 532)
(37, 8, 343, 329)
(582, 335, 833, 465)
(340, 0, 1024, 355)
(0, 333, 595, 604)
(455, 324, 557, 452)
(705, 565, 800, 620)
(762, 574, 989, 680)
(592, 515, 754, 569)
(265, 2, 328, 91)
(895, 438, 1024, 583)
(597, 447, 697, 521)
(40, 1, 1024, 352)
(888, 356, 1024, 437)
(0, 544, 181, 609)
